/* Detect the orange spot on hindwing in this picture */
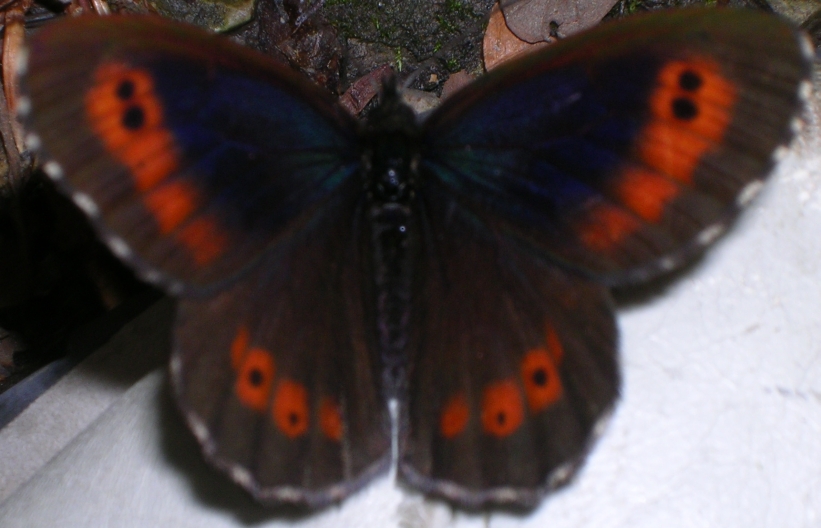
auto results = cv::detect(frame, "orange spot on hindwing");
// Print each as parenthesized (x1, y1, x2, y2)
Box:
(229, 327, 318, 440)
(234, 347, 275, 413)
(273, 381, 310, 438)
(545, 324, 564, 364)
(319, 397, 343, 442)
(521, 324, 565, 413)
(481, 380, 524, 437)
(230, 326, 251, 371)
(440, 393, 470, 439)
(521, 351, 562, 413)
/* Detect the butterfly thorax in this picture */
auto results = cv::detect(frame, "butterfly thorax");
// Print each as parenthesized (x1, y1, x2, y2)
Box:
(359, 87, 422, 391)
(360, 86, 421, 206)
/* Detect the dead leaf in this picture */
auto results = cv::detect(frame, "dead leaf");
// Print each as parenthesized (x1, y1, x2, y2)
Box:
(339, 64, 393, 115)
(483, 2, 548, 70)
(500, 0, 618, 43)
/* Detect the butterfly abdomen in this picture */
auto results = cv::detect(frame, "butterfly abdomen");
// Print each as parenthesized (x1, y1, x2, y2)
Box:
(368, 203, 415, 394)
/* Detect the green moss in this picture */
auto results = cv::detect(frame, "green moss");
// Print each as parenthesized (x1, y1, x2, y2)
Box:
(436, 15, 457, 34)
(444, 57, 459, 71)
(622, 0, 644, 14)
(324, 0, 494, 87)
(444, 0, 474, 18)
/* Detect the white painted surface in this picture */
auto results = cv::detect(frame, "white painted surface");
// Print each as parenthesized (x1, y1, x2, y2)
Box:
(0, 299, 172, 503)
(1, 72, 821, 528)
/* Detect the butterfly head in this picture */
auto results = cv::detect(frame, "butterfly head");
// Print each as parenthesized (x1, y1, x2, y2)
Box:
(360, 81, 421, 205)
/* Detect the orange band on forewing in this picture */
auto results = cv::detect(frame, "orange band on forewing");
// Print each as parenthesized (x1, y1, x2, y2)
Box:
(576, 202, 642, 252)
(143, 180, 200, 234)
(177, 216, 228, 265)
(613, 167, 680, 222)
(637, 121, 710, 184)
(579, 58, 737, 253)
(654, 59, 736, 124)
(86, 62, 230, 266)
(85, 62, 181, 191)
(120, 134, 181, 191)
(636, 58, 737, 183)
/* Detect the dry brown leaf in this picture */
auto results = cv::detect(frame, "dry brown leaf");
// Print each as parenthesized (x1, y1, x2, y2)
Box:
(483, 3, 548, 70)
(500, 0, 618, 43)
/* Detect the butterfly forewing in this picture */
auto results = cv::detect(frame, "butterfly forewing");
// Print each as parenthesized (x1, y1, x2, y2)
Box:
(422, 9, 811, 285)
(26, 16, 359, 294)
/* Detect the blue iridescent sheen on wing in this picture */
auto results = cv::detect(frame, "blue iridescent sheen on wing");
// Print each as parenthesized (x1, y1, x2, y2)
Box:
(424, 57, 656, 214)
(148, 59, 358, 234)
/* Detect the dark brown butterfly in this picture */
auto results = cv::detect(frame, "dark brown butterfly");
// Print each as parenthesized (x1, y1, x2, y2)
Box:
(22, 9, 811, 509)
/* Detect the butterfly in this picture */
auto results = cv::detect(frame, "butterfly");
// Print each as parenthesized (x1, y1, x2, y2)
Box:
(20, 9, 812, 509)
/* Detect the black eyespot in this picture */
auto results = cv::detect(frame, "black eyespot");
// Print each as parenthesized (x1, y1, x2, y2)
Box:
(116, 79, 135, 100)
(532, 369, 547, 386)
(496, 412, 506, 425)
(122, 105, 145, 130)
(248, 369, 263, 386)
(679, 70, 703, 92)
(289, 413, 300, 425)
(672, 97, 698, 120)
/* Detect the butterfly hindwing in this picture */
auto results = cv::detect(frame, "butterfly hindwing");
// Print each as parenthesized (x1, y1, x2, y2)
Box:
(399, 178, 618, 506)
(25, 15, 359, 294)
(171, 179, 391, 507)
(422, 9, 811, 284)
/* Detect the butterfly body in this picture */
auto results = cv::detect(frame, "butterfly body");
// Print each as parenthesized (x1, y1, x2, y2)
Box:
(21, 10, 812, 509)
(362, 118, 419, 391)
